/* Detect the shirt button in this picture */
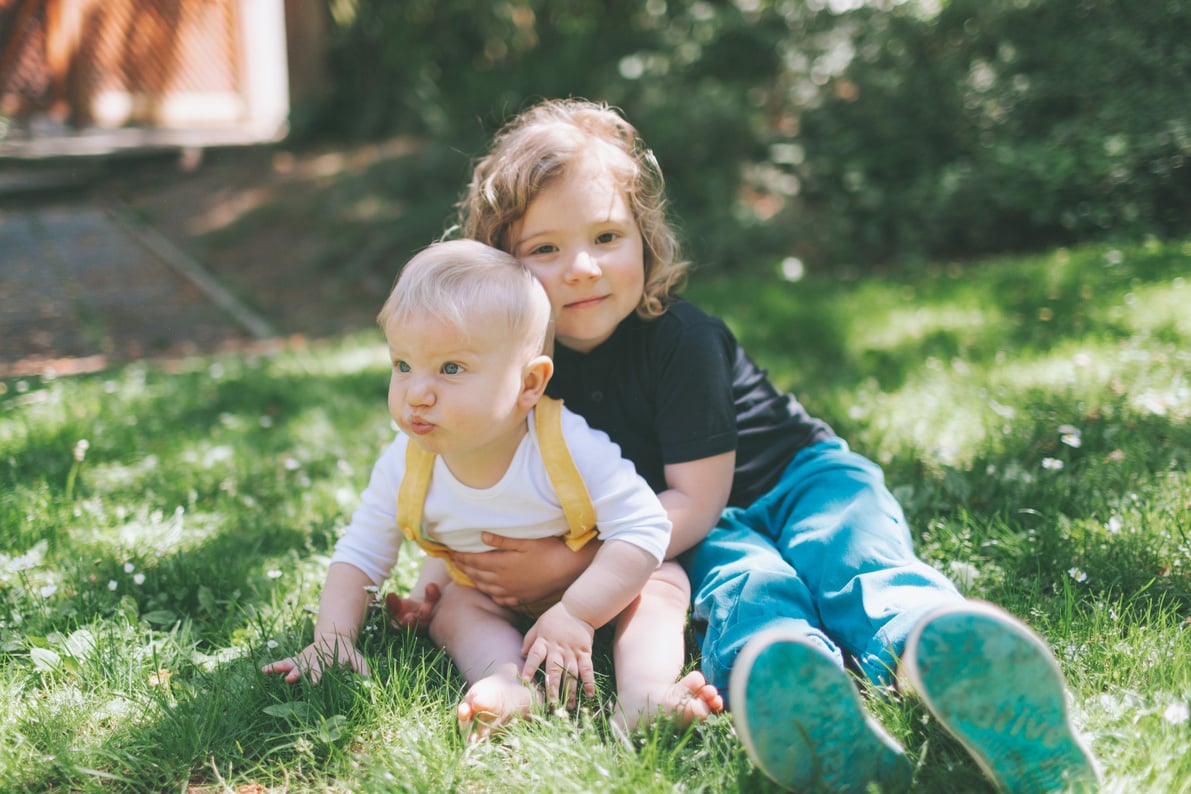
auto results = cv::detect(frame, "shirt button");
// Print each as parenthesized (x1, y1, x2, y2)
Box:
(591, 391, 604, 402)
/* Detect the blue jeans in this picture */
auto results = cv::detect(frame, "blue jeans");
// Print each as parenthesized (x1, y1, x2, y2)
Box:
(681, 439, 963, 697)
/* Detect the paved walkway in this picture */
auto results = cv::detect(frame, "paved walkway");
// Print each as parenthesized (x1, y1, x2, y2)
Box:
(0, 196, 276, 378)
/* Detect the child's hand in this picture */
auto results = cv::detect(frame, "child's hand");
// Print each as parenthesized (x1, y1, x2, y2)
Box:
(385, 582, 441, 632)
(450, 534, 596, 608)
(261, 634, 368, 684)
(521, 602, 596, 707)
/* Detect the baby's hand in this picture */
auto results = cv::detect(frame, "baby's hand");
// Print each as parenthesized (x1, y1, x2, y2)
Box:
(521, 602, 596, 707)
(384, 583, 441, 632)
(261, 634, 368, 684)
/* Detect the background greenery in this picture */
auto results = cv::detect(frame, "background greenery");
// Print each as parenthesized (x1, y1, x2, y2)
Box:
(2, 236, 1189, 792)
(292, 0, 1190, 275)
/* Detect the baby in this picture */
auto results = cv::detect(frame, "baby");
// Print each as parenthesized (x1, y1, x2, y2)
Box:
(263, 239, 721, 735)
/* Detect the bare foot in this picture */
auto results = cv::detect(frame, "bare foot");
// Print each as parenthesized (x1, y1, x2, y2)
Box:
(660, 670, 724, 728)
(619, 670, 725, 732)
(457, 671, 538, 741)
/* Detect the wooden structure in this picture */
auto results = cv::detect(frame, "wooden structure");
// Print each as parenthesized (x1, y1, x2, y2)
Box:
(1, 0, 297, 155)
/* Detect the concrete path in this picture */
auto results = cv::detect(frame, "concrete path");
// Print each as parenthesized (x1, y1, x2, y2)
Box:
(1, 197, 276, 378)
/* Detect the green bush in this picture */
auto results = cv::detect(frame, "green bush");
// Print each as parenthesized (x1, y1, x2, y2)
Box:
(298, 0, 1191, 274)
(789, 0, 1191, 266)
(300, 0, 791, 272)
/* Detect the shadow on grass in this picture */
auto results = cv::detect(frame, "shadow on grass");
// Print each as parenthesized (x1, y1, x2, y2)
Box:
(1, 357, 394, 649)
(14, 616, 459, 792)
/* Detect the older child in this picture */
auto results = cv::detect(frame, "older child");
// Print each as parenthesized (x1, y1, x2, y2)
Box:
(448, 99, 1099, 791)
(263, 239, 722, 735)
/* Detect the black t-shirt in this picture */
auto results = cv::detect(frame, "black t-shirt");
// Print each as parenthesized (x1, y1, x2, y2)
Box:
(546, 298, 835, 507)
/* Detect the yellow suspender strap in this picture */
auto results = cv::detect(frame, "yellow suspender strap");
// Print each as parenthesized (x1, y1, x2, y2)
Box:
(394, 397, 597, 590)
(533, 397, 598, 550)
(396, 441, 475, 587)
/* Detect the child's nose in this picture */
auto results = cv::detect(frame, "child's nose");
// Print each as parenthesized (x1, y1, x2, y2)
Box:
(407, 376, 435, 406)
(565, 249, 601, 280)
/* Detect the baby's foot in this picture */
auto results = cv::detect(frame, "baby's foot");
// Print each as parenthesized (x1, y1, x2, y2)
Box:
(620, 670, 725, 732)
(457, 672, 537, 741)
(659, 670, 724, 728)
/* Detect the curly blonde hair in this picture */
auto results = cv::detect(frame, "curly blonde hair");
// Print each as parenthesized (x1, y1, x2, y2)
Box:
(457, 98, 688, 318)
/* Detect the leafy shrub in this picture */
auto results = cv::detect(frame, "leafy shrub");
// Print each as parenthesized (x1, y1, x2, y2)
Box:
(298, 0, 1191, 274)
(789, 0, 1191, 266)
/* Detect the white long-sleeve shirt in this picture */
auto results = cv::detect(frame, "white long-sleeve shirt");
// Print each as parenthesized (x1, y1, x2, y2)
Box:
(331, 405, 671, 586)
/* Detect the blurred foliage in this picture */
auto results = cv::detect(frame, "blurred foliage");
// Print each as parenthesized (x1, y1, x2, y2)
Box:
(292, 0, 1190, 274)
(794, 0, 1191, 267)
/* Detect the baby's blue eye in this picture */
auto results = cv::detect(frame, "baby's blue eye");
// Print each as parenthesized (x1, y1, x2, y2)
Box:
(395, 361, 410, 373)
(442, 362, 462, 375)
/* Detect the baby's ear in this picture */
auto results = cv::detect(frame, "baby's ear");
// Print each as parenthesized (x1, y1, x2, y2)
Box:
(519, 354, 554, 408)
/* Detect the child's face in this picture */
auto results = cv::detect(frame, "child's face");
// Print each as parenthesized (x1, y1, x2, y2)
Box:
(509, 161, 645, 353)
(385, 311, 538, 480)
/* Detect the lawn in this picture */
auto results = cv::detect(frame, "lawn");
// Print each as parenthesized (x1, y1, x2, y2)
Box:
(2, 236, 1189, 793)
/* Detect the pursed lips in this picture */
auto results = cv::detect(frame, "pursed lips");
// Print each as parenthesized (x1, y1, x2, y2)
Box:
(406, 416, 435, 435)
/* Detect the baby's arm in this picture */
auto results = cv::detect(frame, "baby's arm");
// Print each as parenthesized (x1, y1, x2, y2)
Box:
(386, 557, 449, 630)
(262, 561, 375, 683)
(521, 539, 658, 704)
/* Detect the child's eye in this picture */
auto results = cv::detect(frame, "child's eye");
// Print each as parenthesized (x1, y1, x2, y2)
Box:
(441, 362, 463, 375)
(596, 232, 618, 244)
(531, 243, 558, 256)
(394, 361, 410, 373)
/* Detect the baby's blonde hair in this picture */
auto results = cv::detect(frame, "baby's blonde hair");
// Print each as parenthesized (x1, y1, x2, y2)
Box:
(458, 98, 689, 318)
(378, 239, 553, 357)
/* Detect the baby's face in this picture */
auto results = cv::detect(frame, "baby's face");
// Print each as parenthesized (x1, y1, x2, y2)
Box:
(510, 161, 645, 353)
(385, 311, 532, 467)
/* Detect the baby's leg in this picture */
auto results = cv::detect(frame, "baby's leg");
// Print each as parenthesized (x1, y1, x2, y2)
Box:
(429, 584, 536, 738)
(612, 562, 724, 732)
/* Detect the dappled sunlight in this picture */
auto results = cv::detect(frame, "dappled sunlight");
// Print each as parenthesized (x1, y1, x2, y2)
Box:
(1130, 378, 1191, 422)
(992, 339, 1191, 421)
(284, 404, 387, 462)
(186, 138, 424, 237)
(1112, 277, 1191, 338)
(988, 341, 1122, 393)
(188, 185, 275, 236)
(284, 137, 423, 180)
(270, 335, 389, 378)
(86, 453, 163, 492)
(66, 503, 193, 557)
(857, 374, 999, 467)
(341, 194, 406, 224)
(853, 326, 1190, 471)
(850, 302, 1006, 360)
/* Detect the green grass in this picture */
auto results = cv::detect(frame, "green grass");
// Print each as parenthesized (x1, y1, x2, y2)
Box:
(3, 237, 1189, 792)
